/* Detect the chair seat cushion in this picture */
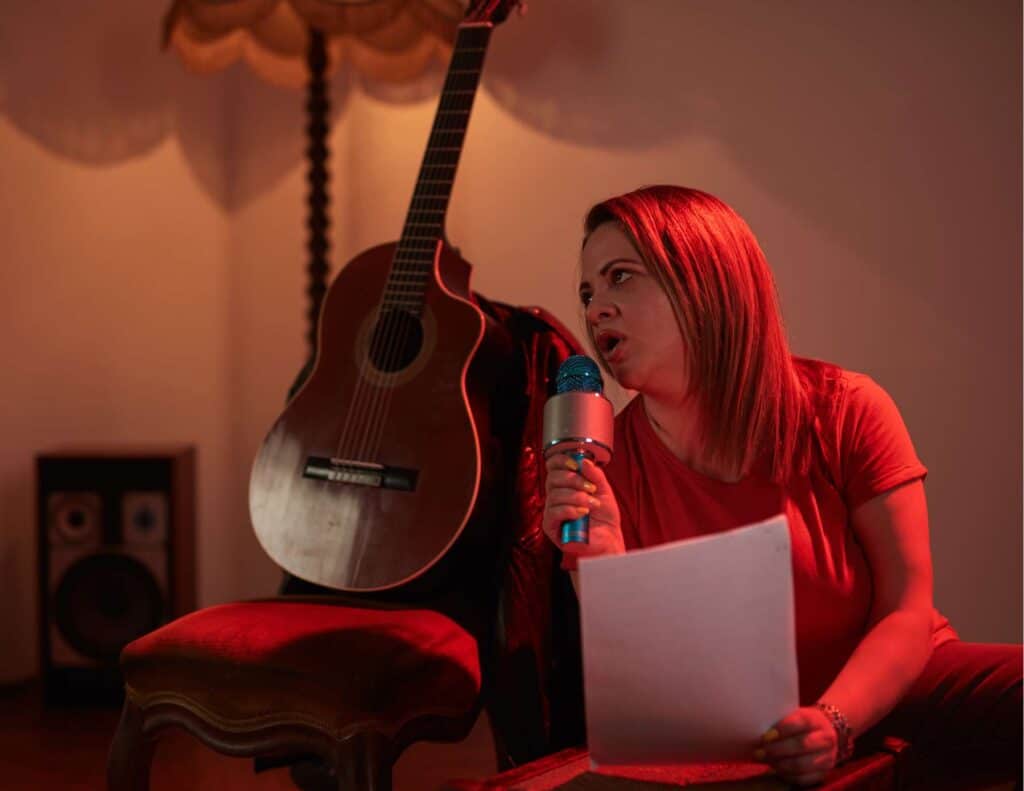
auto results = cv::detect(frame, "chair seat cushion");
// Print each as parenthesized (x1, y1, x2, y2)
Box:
(120, 598, 481, 739)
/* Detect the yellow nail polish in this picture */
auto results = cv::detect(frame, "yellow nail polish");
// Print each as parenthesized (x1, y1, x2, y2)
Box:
(753, 748, 766, 760)
(583, 482, 597, 493)
(576, 506, 590, 516)
(761, 728, 779, 744)
(565, 458, 579, 471)
(588, 497, 601, 508)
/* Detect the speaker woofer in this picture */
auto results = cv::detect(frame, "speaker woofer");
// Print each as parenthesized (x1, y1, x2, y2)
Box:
(53, 553, 164, 662)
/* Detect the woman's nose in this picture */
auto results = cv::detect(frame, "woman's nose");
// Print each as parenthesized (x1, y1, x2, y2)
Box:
(585, 293, 617, 324)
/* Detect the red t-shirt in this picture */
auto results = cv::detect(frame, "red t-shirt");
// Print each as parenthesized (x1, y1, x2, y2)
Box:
(566, 357, 956, 704)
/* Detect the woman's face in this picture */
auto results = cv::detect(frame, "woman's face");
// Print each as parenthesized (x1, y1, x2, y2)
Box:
(579, 222, 688, 401)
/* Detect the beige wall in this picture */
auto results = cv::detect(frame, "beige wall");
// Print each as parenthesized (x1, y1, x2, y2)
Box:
(0, 0, 1019, 694)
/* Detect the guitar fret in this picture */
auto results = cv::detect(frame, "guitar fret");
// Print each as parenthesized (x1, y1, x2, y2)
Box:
(426, 139, 464, 148)
(390, 267, 429, 274)
(385, 294, 426, 302)
(442, 77, 480, 91)
(379, 24, 489, 289)
(388, 281, 428, 288)
(449, 55, 484, 69)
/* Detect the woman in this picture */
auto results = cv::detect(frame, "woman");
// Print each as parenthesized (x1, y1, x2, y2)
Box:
(543, 185, 1021, 788)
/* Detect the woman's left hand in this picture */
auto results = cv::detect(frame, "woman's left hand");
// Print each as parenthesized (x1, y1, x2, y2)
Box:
(754, 706, 839, 786)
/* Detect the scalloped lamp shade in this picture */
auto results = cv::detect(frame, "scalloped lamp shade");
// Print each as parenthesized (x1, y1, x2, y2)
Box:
(163, 0, 465, 87)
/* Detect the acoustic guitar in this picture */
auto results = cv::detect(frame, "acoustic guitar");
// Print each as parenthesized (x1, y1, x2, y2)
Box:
(249, 0, 519, 592)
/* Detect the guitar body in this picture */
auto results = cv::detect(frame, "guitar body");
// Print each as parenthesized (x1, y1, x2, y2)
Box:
(249, 241, 486, 591)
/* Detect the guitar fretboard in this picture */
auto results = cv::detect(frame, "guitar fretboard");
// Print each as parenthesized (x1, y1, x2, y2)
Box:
(383, 23, 493, 313)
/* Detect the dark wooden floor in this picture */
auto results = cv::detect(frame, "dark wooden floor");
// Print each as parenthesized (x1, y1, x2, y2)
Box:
(0, 682, 497, 790)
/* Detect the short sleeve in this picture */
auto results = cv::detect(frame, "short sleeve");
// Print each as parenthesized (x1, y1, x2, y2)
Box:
(837, 374, 928, 510)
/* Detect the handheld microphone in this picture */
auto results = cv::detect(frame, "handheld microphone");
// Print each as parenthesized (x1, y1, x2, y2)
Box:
(542, 355, 614, 544)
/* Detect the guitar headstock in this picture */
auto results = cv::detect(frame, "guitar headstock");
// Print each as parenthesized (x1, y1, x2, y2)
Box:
(464, 0, 522, 26)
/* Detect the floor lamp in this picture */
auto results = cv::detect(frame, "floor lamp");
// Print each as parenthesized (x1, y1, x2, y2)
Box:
(161, 0, 463, 359)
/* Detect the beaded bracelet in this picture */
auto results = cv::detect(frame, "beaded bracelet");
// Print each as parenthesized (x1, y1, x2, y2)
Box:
(814, 701, 854, 762)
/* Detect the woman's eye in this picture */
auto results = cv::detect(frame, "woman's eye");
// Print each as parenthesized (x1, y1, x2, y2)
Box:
(580, 292, 593, 307)
(610, 269, 633, 285)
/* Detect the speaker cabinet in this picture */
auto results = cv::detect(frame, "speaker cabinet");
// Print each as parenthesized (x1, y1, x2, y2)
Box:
(37, 446, 196, 704)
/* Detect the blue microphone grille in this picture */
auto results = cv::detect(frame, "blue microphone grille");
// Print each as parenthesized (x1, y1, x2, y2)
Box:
(555, 355, 604, 394)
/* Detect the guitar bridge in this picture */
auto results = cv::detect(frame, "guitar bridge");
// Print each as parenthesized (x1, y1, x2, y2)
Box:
(303, 456, 418, 492)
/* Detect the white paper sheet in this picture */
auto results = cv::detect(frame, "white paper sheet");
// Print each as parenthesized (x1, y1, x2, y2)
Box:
(578, 514, 798, 766)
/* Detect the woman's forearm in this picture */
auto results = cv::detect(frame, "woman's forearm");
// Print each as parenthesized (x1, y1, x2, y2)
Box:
(818, 608, 933, 737)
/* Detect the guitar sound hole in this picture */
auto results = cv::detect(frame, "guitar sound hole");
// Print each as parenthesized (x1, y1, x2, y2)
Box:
(369, 309, 424, 372)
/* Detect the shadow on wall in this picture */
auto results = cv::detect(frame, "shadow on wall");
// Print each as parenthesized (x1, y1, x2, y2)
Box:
(5, 0, 1019, 263)
(0, 1, 453, 212)
(0, 1, 329, 211)
(483, 0, 1020, 290)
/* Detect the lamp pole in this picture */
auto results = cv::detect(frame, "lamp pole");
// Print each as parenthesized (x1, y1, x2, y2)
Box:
(304, 28, 329, 361)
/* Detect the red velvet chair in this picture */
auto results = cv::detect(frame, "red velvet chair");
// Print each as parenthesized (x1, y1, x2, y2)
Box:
(109, 598, 485, 789)
(107, 301, 587, 790)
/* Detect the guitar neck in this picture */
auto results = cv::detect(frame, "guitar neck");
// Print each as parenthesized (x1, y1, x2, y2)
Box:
(385, 23, 494, 312)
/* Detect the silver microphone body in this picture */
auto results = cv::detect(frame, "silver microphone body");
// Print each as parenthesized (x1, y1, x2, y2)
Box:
(542, 390, 614, 543)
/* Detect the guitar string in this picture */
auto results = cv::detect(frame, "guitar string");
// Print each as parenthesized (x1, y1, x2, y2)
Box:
(354, 31, 481, 467)
(362, 34, 488, 467)
(322, 20, 487, 583)
(331, 74, 459, 464)
(358, 54, 477, 468)
(337, 28, 481, 476)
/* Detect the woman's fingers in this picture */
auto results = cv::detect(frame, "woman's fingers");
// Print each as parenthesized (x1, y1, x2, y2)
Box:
(542, 452, 623, 556)
(762, 730, 832, 759)
(773, 751, 832, 786)
(545, 468, 597, 491)
(545, 455, 610, 492)
(546, 488, 600, 509)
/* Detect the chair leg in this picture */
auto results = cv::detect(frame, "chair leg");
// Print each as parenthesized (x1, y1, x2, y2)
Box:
(331, 731, 393, 791)
(107, 698, 155, 791)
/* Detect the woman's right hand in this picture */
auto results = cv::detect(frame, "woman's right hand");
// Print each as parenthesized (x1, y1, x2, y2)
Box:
(543, 454, 625, 560)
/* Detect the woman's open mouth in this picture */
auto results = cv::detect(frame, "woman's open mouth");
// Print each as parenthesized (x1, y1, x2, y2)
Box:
(597, 330, 626, 363)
